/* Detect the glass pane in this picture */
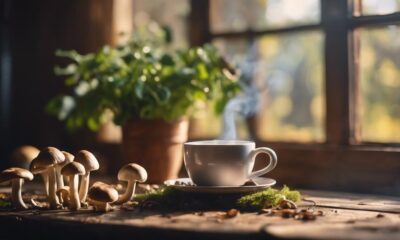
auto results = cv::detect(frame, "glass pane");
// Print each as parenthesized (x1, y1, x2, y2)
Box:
(361, 0, 400, 15)
(133, 0, 190, 48)
(210, 0, 320, 33)
(213, 31, 325, 142)
(359, 26, 400, 142)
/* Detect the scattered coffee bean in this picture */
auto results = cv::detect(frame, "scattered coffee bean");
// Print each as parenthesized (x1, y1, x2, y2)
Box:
(301, 212, 317, 221)
(281, 209, 296, 218)
(278, 199, 298, 209)
(193, 211, 204, 216)
(226, 208, 240, 218)
(316, 210, 324, 216)
(376, 213, 385, 218)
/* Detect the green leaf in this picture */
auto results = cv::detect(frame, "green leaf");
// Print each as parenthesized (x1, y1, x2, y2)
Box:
(158, 87, 171, 103)
(55, 49, 83, 62)
(54, 64, 77, 76)
(87, 117, 100, 131)
(196, 63, 208, 80)
(134, 81, 144, 99)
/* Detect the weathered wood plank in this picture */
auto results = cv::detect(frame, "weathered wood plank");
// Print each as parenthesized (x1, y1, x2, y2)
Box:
(1, 187, 400, 240)
(302, 190, 400, 213)
(264, 221, 400, 240)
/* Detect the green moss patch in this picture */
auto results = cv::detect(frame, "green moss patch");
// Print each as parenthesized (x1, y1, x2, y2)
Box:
(134, 186, 300, 211)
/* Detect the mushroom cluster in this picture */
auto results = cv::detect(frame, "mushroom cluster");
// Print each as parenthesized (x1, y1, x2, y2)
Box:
(1, 145, 148, 212)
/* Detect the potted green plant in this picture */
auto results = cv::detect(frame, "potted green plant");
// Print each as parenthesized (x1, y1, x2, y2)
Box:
(47, 28, 241, 183)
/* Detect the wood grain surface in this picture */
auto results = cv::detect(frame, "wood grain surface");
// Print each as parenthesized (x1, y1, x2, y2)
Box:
(0, 186, 399, 240)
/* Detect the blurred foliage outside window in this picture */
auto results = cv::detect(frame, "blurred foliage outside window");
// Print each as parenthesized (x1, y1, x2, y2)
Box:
(359, 26, 400, 142)
(196, 0, 325, 142)
(210, 0, 320, 32)
(361, 0, 400, 15)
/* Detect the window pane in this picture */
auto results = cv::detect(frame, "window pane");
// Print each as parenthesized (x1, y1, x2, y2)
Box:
(361, 0, 400, 15)
(213, 31, 325, 142)
(133, 0, 190, 48)
(210, 0, 320, 33)
(359, 26, 400, 142)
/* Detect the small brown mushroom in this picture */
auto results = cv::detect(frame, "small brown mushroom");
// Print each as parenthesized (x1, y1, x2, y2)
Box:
(56, 186, 70, 207)
(30, 147, 65, 208)
(74, 150, 99, 203)
(87, 182, 118, 212)
(115, 163, 147, 205)
(61, 162, 85, 210)
(10, 145, 40, 169)
(0, 168, 33, 209)
(4, 146, 43, 192)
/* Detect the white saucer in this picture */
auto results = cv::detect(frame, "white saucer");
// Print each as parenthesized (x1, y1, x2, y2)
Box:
(164, 177, 276, 194)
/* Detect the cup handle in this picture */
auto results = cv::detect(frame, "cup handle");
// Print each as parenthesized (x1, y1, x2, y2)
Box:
(248, 147, 278, 179)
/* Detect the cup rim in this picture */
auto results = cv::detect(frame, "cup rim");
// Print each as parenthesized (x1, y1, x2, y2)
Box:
(184, 140, 255, 146)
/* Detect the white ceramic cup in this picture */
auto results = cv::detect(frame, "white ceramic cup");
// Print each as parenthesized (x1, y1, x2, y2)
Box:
(183, 140, 277, 186)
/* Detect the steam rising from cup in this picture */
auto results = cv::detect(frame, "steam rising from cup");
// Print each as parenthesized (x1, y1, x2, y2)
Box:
(221, 87, 260, 140)
(220, 40, 263, 140)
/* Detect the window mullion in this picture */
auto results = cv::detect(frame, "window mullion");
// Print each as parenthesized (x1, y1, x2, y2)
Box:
(321, 0, 354, 145)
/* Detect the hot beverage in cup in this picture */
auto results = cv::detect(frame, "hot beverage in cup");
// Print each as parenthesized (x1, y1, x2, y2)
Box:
(183, 140, 277, 186)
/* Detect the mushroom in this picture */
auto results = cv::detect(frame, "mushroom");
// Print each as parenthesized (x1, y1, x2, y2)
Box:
(114, 163, 147, 205)
(30, 147, 64, 208)
(87, 182, 118, 212)
(10, 145, 40, 169)
(0, 167, 33, 209)
(57, 151, 74, 188)
(56, 186, 70, 207)
(74, 150, 99, 202)
(1, 146, 42, 190)
(61, 162, 85, 210)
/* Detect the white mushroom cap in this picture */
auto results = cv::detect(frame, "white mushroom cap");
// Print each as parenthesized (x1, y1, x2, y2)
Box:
(118, 163, 147, 183)
(87, 182, 118, 203)
(74, 150, 99, 172)
(0, 168, 33, 183)
(30, 147, 65, 174)
(61, 162, 85, 176)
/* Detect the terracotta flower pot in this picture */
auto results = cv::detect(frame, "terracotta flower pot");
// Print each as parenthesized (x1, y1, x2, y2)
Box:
(121, 118, 189, 183)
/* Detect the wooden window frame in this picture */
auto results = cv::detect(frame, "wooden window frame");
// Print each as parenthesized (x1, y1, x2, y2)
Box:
(189, 0, 400, 194)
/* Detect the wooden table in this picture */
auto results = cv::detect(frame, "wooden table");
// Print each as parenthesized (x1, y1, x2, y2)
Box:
(0, 186, 399, 240)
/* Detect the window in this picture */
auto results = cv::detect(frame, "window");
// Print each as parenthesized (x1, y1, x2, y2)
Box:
(188, 0, 400, 194)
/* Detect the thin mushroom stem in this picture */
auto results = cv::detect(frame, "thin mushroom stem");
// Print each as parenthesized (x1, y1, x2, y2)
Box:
(55, 165, 64, 189)
(11, 178, 27, 209)
(48, 167, 60, 209)
(115, 180, 136, 204)
(69, 175, 80, 210)
(79, 172, 90, 202)
(40, 171, 49, 195)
